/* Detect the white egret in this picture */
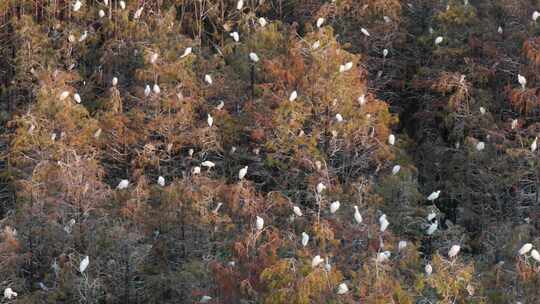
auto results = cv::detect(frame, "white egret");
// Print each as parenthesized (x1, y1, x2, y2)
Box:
(316, 182, 326, 194)
(239, 166, 248, 180)
(427, 212, 436, 222)
(531, 249, 540, 262)
(435, 36, 444, 45)
(157, 176, 165, 187)
(425, 264, 433, 275)
(79, 255, 89, 273)
(192, 166, 201, 175)
(383, 16, 391, 23)
(200, 295, 212, 303)
(204, 74, 213, 85)
(335, 113, 344, 122)
(249, 52, 259, 63)
(216, 101, 225, 110)
(153, 84, 161, 94)
(258, 17, 267, 27)
(358, 94, 366, 105)
(28, 124, 35, 134)
(376, 251, 391, 262)
(230, 31, 240, 42)
(330, 201, 340, 214)
(315, 160, 322, 171)
(448, 245, 461, 258)
(134, 6, 144, 19)
(336, 283, 348, 294)
(181, 47, 192, 58)
(301, 232, 309, 247)
(497, 26, 503, 34)
(311, 255, 324, 268)
(60, 91, 70, 101)
(383, 49, 389, 58)
(119, 1, 126, 10)
(531, 137, 537, 152)
(427, 190, 441, 201)
(479, 107, 486, 115)
(68, 34, 76, 43)
(79, 30, 88, 42)
(293, 205, 303, 217)
(392, 165, 401, 175)
(388, 134, 396, 145)
(201, 161, 215, 168)
(188, 148, 194, 157)
(3, 288, 17, 300)
(511, 119, 518, 130)
(94, 128, 102, 139)
(312, 40, 321, 50)
(361, 28, 370, 36)
(117, 179, 129, 190)
(236, 0, 244, 10)
(426, 221, 438, 235)
(144, 84, 151, 97)
(518, 74, 527, 89)
(207, 114, 213, 127)
(73, 0, 82, 12)
(256, 216, 264, 230)
(379, 214, 389, 232)
(533, 11, 540, 21)
(112, 77, 118, 86)
(519, 243, 533, 255)
(476, 141, 485, 151)
(150, 52, 158, 64)
(99, 9, 105, 18)
(289, 90, 298, 101)
(339, 61, 353, 73)
(73, 93, 81, 103)
(353, 205, 362, 224)
(316, 17, 325, 28)
(398, 240, 407, 251)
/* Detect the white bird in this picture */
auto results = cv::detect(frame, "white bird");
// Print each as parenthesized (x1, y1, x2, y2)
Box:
(398, 240, 407, 251)
(150, 52, 159, 64)
(427, 212, 437, 222)
(519, 243, 533, 255)
(258, 17, 267, 27)
(289, 90, 297, 101)
(497, 26, 503, 34)
(293, 205, 303, 217)
(476, 141, 485, 151)
(112, 77, 118, 86)
(3, 288, 17, 300)
(134, 6, 144, 19)
(383, 15, 391, 23)
(192, 166, 201, 175)
(335, 113, 344, 122)
(153, 84, 161, 94)
(448, 245, 461, 258)
(230, 31, 240, 42)
(312, 40, 321, 50)
(312, 255, 324, 268)
(60, 91, 70, 101)
(157, 176, 165, 187)
(426, 221, 438, 235)
(104, 0, 108, 6)
(336, 283, 348, 295)
(68, 34, 76, 43)
(479, 107, 486, 115)
(99, 9, 105, 18)
(301, 232, 309, 247)
(435, 36, 444, 45)
(239, 166, 248, 180)
(79, 30, 88, 42)
(144, 84, 151, 97)
(533, 11, 540, 21)
(392, 165, 401, 175)
(256, 216, 264, 230)
(531, 249, 540, 262)
(316, 17, 325, 28)
(181, 47, 192, 58)
(94, 128, 102, 139)
(511, 119, 518, 130)
(188, 149, 194, 157)
(249, 52, 259, 63)
(316, 182, 326, 194)
(518, 74, 527, 89)
(200, 295, 213, 303)
(358, 94, 366, 105)
(427, 190, 441, 201)
(376, 251, 391, 263)
(379, 214, 389, 232)
(216, 101, 225, 110)
(79, 255, 89, 273)
(119, 1, 126, 10)
(361, 28, 370, 36)
(353, 205, 362, 224)
(330, 201, 340, 214)
(388, 134, 396, 145)
(531, 137, 537, 153)
(236, 0, 244, 10)
(73, 0, 82, 12)
(339, 61, 353, 73)
(425, 264, 433, 275)
(117, 179, 129, 190)
(71, 93, 81, 104)
(204, 74, 213, 85)
(383, 49, 389, 58)
(207, 114, 213, 127)
(201, 161, 215, 168)
(51, 132, 57, 141)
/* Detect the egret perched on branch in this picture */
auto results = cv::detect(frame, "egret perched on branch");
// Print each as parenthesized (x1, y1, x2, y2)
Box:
(497, 26, 503, 34)
(383, 49, 389, 58)
(519, 243, 533, 255)
(119, 1, 126, 10)
(330, 201, 340, 214)
(434, 36, 444, 46)
(533, 11, 540, 21)
(312, 40, 321, 50)
(312, 255, 324, 267)
(301, 232, 309, 247)
(376, 251, 391, 262)
(201, 161, 215, 168)
(258, 17, 267, 27)
(249, 52, 259, 63)
(289, 90, 298, 101)
(144, 84, 151, 97)
(388, 134, 396, 145)
(425, 264, 433, 275)
(153, 84, 160, 94)
(316, 17, 325, 28)
(361, 28, 370, 37)
(339, 62, 353, 73)
(192, 166, 201, 175)
(336, 283, 349, 295)
(112, 77, 118, 86)
(150, 52, 158, 64)
(60, 91, 70, 101)
(476, 141, 485, 151)
(79, 255, 89, 273)
(73, 93, 81, 103)
(427, 190, 441, 201)
(316, 182, 326, 194)
(204, 74, 213, 85)
(358, 94, 366, 105)
(479, 107, 486, 115)
(157, 176, 165, 187)
(532, 137, 538, 152)
(426, 221, 438, 235)
(99, 9, 105, 18)
(256, 216, 264, 230)
(94, 128, 102, 139)
(3, 288, 17, 300)
(117, 179, 129, 190)
(216, 101, 225, 110)
(353, 206, 362, 224)
(398, 240, 407, 251)
(230, 31, 240, 42)
(293, 206, 303, 217)
(379, 214, 389, 232)
(181, 47, 192, 58)
(73, 0, 82, 12)
(335, 113, 344, 122)
(200, 295, 212, 303)
(427, 212, 436, 222)
(239, 166, 248, 180)
(531, 249, 540, 262)
(207, 114, 213, 127)
(518, 74, 527, 90)
(79, 31, 88, 42)
(511, 119, 518, 130)
(236, 0, 244, 10)
(134, 6, 144, 19)
(448, 245, 461, 258)
(392, 165, 400, 175)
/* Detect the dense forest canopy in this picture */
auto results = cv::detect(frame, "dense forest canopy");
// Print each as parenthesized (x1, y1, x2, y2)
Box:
(0, 0, 539, 303)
